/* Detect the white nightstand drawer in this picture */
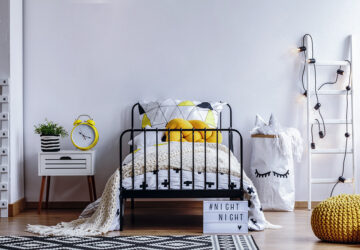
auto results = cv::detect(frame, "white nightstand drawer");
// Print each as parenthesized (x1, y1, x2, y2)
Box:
(39, 151, 95, 176)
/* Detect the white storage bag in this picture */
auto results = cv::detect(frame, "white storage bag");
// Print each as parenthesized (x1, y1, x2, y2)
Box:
(249, 134, 295, 211)
(249, 114, 303, 211)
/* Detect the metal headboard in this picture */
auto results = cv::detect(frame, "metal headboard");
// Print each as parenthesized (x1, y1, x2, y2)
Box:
(130, 102, 233, 151)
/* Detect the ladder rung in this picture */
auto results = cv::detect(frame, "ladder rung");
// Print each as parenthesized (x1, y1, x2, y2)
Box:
(311, 90, 351, 95)
(311, 178, 354, 184)
(313, 60, 349, 66)
(312, 148, 352, 154)
(312, 119, 352, 124)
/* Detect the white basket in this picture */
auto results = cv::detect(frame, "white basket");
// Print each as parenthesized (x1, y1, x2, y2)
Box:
(249, 134, 295, 211)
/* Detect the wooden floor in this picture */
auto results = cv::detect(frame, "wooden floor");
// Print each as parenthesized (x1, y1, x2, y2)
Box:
(1, 206, 359, 250)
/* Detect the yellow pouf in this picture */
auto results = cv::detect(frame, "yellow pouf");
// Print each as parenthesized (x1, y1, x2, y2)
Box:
(311, 194, 360, 243)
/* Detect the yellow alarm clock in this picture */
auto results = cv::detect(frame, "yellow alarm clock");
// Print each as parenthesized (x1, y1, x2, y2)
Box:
(71, 114, 99, 150)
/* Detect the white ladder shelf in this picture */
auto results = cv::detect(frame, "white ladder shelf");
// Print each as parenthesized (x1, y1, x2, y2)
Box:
(305, 35, 358, 210)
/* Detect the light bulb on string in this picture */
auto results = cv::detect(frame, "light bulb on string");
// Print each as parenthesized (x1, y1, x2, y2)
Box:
(298, 46, 306, 52)
(307, 58, 316, 64)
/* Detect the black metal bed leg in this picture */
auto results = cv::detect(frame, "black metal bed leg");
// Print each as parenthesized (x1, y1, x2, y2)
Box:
(240, 187, 244, 201)
(131, 198, 135, 209)
(120, 194, 124, 231)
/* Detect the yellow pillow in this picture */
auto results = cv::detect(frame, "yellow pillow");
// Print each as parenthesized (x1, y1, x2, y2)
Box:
(165, 118, 192, 142)
(165, 118, 222, 143)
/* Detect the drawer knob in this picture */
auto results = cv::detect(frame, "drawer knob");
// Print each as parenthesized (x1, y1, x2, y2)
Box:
(60, 156, 72, 160)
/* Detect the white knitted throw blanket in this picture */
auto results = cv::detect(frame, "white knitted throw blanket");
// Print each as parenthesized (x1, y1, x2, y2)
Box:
(26, 142, 255, 236)
(26, 170, 119, 236)
(122, 142, 244, 178)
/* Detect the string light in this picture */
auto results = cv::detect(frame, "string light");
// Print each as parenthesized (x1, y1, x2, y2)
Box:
(314, 103, 321, 110)
(308, 58, 316, 64)
(298, 34, 352, 197)
(298, 46, 306, 52)
(337, 69, 344, 75)
(300, 34, 327, 140)
(338, 176, 346, 183)
(318, 66, 342, 90)
(311, 119, 323, 149)
(300, 34, 314, 95)
(329, 60, 352, 197)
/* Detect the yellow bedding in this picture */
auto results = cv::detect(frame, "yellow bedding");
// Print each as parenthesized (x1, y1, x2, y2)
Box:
(165, 118, 222, 143)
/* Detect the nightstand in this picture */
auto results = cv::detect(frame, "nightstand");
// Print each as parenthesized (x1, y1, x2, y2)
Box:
(37, 150, 96, 214)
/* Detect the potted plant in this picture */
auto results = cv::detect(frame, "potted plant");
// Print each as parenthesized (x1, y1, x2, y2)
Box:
(34, 120, 68, 152)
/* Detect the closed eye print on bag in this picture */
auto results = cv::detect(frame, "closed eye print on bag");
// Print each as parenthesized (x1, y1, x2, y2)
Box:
(255, 169, 271, 178)
(272, 170, 290, 178)
(255, 169, 290, 178)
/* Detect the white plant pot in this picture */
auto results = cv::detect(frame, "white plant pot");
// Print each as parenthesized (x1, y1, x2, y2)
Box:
(41, 135, 60, 152)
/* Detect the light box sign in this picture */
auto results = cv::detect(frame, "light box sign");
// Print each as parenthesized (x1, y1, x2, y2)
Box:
(203, 201, 248, 234)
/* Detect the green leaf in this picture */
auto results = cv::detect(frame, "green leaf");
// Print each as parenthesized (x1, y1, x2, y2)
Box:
(34, 119, 68, 138)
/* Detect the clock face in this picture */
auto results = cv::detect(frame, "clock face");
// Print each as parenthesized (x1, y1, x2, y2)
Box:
(72, 124, 96, 148)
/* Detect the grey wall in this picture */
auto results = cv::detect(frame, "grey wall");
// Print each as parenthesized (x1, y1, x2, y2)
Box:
(24, 0, 360, 202)
(0, 0, 9, 78)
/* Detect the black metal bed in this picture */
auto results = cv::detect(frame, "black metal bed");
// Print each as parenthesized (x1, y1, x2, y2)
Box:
(118, 103, 244, 230)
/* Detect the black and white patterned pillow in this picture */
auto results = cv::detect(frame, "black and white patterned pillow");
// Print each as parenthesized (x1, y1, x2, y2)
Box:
(138, 99, 226, 128)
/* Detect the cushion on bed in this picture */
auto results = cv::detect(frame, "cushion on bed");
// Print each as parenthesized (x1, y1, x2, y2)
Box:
(138, 99, 226, 128)
(128, 125, 163, 148)
(165, 118, 222, 143)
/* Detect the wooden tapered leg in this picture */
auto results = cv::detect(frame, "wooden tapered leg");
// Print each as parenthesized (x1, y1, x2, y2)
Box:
(45, 176, 51, 209)
(87, 176, 94, 202)
(91, 176, 97, 200)
(38, 176, 46, 214)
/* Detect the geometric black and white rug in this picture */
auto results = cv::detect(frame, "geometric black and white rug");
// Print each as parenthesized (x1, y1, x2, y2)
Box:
(0, 235, 259, 250)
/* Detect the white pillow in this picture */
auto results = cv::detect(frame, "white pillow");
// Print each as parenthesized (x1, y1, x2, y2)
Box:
(128, 126, 164, 148)
(138, 99, 226, 128)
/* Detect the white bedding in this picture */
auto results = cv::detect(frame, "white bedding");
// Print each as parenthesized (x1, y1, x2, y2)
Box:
(121, 142, 243, 179)
(83, 142, 274, 231)
(122, 169, 241, 190)
(123, 139, 242, 189)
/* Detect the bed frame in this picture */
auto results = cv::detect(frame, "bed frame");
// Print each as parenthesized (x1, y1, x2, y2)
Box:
(118, 103, 244, 230)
